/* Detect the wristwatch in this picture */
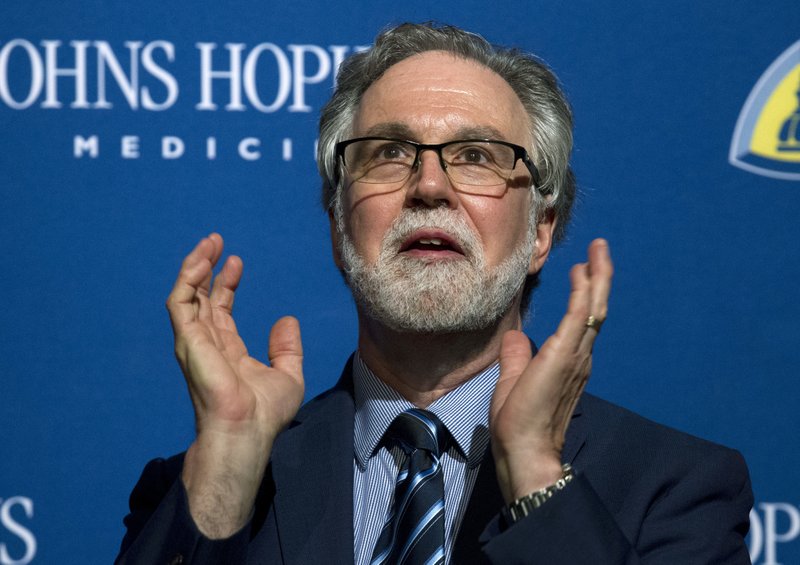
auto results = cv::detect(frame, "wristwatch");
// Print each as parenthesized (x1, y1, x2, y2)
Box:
(501, 463, 575, 524)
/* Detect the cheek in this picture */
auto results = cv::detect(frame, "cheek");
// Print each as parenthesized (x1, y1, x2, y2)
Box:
(462, 193, 532, 260)
(344, 192, 403, 262)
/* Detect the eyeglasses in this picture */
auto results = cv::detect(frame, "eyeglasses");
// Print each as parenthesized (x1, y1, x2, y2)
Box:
(335, 137, 541, 195)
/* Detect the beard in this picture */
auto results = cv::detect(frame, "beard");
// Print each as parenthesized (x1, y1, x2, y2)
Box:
(337, 207, 536, 334)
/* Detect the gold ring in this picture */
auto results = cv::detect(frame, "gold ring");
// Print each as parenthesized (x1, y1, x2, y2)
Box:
(585, 315, 603, 331)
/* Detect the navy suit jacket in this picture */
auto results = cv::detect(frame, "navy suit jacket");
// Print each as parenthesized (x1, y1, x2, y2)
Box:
(116, 358, 753, 564)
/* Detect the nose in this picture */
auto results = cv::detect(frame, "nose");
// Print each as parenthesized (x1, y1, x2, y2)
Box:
(405, 149, 457, 209)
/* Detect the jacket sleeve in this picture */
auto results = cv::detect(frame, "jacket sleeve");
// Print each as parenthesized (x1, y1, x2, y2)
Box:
(481, 447, 753, 564)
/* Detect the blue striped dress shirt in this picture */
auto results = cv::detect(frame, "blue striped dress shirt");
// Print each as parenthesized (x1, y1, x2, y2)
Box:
(352, 352, 500, 565)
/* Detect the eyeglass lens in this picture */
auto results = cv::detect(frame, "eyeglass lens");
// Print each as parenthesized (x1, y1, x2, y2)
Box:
(343, 139, 520, 187)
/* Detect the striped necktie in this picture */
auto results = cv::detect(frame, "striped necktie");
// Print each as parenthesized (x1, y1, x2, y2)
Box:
(370, 408, 450, 565)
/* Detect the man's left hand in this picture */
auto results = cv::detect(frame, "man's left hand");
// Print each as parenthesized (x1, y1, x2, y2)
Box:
(490, 238, 613, 503)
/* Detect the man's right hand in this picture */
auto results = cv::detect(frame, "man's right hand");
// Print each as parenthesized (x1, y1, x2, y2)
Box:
(165, 233, 305, 539)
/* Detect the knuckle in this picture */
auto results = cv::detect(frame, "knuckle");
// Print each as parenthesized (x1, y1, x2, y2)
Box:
(571, 301, 590, 318)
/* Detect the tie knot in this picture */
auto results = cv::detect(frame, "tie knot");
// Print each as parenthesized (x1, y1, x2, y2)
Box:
(385, 408, 450, 457)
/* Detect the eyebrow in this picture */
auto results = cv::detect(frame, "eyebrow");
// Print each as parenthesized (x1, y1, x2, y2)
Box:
(362, 122, 416, 139)
(361, 122, 511, 142)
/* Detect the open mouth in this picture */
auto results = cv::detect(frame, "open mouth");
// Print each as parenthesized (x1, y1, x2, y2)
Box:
(399, 230, 466, 259)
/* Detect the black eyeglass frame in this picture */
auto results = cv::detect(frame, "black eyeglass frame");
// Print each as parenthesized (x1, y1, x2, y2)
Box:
(334, 137, 542, 191)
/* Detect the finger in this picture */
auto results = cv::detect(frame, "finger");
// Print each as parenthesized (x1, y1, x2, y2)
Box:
(499, 330, 533, 382)
(586, 238, 613, 327)
(207, 232, 224, 264)
(210, 255, 243, 316)
(268, 316, 304, 384)
(196, 234, 224, 322)
(548, 261, 592, 353)
(166, 236, 219, 329)
(197, 233, 224, 295)
(552, 237, 613, 352)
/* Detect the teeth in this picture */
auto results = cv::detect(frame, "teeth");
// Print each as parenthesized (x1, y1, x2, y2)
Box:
(419, 238, 443, 245)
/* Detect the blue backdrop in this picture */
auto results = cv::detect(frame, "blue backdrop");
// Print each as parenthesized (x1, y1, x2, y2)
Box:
(2, 1, 799, 563)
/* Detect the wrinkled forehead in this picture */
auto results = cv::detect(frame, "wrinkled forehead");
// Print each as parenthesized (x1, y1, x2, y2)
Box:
(353, 51, 533, 148)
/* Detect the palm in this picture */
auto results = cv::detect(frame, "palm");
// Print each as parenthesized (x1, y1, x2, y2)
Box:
(491, 332, 590, 459)
(168, 234, 304, 440)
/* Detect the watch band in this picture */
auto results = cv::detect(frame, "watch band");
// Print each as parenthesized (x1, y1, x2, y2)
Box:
(501, 463, 575, 524)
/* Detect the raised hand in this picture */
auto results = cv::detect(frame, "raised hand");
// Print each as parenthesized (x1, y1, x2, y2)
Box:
(165, 233, 305, 538)
(490, 239, 613, 503)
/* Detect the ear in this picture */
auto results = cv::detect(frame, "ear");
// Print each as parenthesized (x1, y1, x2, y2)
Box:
(328, 208, 344, 269)
(529, 207, 556, 275)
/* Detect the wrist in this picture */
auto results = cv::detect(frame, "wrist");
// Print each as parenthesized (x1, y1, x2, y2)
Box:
(495, 450, 564, 503)
(182, 432, 273, 538)
(501, 463, 575, 525)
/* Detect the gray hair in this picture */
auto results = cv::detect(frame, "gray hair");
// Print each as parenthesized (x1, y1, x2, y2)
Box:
(317, 22, 576, 244)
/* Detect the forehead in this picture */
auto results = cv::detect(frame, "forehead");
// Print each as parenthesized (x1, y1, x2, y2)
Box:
(352, 51, 531, 146)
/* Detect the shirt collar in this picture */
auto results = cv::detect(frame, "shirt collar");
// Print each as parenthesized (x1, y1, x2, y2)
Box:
(353, 351, 499, 471)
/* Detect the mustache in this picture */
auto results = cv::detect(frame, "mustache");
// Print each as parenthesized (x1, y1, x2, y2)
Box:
(380, 208, 482, 260)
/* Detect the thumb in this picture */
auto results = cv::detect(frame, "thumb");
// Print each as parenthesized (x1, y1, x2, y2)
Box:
(499, 330, 533, 382)
(491, 330, 533, 421)
(268, 316, 304, 382)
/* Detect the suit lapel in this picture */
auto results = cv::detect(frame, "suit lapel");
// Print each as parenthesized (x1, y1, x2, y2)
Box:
(452, 449, 504, 561)
(270, 362, 356, 565)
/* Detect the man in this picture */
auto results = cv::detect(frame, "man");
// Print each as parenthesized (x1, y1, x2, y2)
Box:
(116, 23, 752, 564)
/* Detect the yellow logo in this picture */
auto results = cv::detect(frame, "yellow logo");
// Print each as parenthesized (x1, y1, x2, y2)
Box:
(730, 40, 800, 180)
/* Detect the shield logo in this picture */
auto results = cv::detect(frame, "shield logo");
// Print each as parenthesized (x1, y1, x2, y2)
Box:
(730, 40, 800, 181)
